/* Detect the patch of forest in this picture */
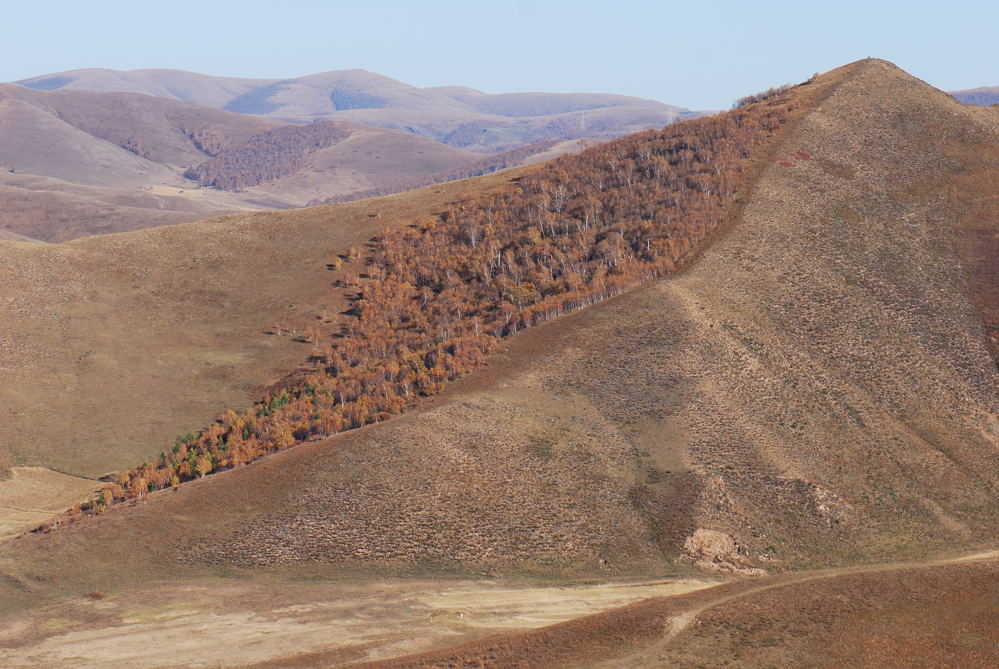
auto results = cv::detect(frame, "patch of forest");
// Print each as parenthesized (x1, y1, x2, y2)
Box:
(184, 120, 351, 190)
(56, 84, 801, 520)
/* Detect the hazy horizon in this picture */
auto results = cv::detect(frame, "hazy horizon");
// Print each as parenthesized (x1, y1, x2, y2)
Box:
(4, 0, 997, 110)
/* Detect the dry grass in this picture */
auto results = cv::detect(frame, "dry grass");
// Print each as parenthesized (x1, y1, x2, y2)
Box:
(0, 170, 526, 541)
(0, 468, 97, 539)
(606, 555, 999, 668)
(0, 576, 718, 668)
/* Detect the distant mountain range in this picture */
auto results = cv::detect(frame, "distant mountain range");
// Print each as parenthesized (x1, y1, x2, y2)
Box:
(950, 85, 999, 106)
(16, 67, 698, 153)
(0, 82, 497, 241)
(2, 68, 699, 241)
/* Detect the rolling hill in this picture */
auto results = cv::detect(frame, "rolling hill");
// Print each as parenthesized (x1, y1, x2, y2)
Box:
(15, 67, 698, 152)
(0, 58, 996, 667)
(3, 69, 696, 242)
(0, 83, 525, 241)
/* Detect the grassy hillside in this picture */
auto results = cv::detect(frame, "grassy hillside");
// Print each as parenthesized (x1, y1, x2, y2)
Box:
(0, 172, 522, 480)
(70, 58, 998, 573)
(0, 58, 996, 666)
(59, 70, 796, 520)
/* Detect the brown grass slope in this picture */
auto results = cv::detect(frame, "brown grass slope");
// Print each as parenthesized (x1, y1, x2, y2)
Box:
(1, 58, 994, 595)
(0, 58, 996, 667)
(0, 172, 521, 480)
(167, 58, 997, 575)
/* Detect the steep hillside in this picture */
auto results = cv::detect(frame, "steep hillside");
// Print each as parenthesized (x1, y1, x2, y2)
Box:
(55, 75, 796, 523)
(951, 85, 999, 106)
(0, 59, 996, 667)
(0, 67, 802, 591)
(29, 57, 998, 565)
(141, 60, 999, 572)
(15, 67, 696, 152)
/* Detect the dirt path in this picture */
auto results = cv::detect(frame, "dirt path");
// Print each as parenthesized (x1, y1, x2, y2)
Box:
(342, 548, 999, 669)
(1, 551, 994, 668)
(591, 549, 999, 668)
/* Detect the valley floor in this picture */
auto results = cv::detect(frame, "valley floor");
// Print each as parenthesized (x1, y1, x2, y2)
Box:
(0, 550, 995, 668)
(358, 550, 999, 669)
(0, 575, 718, 668)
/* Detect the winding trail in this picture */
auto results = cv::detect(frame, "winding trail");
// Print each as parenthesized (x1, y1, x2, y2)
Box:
(601, 549, 999, 668)
(353, 548, 999, 669)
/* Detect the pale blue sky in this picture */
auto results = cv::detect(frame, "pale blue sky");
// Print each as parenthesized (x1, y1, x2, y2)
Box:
(3, 0, 996, 109)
